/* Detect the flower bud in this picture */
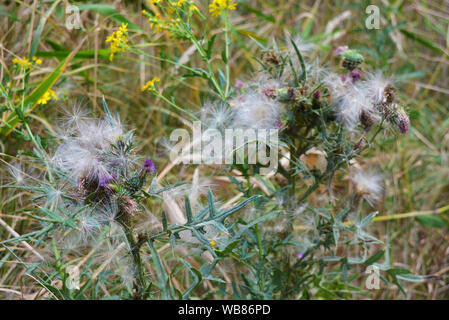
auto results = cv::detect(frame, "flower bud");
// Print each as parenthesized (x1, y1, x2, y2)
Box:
(334, 45, 349, 56)
(383, 84, 395, 104)
(396, 109, 410, 134)
(144, 158, 156, 174)
(360, 111, 376, 130)
(99, 173, 114, 188)
(276, 87, 298, 101)
(235, 80, 244, 90)
(262, 87, 277, 98)
(340, 49, 364, 71)
(349, 70, 362, 82)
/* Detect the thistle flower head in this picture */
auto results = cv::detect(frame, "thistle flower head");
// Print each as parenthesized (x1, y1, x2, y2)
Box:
(396, 107, 410, 134)
(340, 49, 364, 71)
(349, 70, 362, 82)
(52, 109, 133, 192)
(99, 173, 115, 187)
(333, 45, 349, 56)
(234, 79, 244, 89)
(143, 158, 156, 174)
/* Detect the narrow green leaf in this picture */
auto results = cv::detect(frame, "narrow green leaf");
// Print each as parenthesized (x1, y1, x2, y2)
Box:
(185, 196, 193, 224)
(77, 4, 141, 31)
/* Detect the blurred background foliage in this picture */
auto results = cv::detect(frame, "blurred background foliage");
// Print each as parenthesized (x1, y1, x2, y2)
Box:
(1, 0, 449, 299)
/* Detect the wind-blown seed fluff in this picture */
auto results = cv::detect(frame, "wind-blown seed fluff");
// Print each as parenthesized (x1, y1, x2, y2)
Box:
(351, 168, 384, 205)
(359, 71, 393, 105)
(52, 113, 130, 186)
(232, 90, 283, 130)
(324, 73, 377, 130)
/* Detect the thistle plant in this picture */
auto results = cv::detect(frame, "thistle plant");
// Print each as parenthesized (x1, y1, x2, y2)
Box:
(1, 0, 441, 300)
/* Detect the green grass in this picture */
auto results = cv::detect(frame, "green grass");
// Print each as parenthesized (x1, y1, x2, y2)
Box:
(1, 0, 449, 300)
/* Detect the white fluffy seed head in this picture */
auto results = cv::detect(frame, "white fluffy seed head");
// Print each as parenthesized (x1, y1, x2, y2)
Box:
(359, 71, 393, 105)
(200, 101, 235, 130)
(324, 73, 378, 130)
(351, 168, 384, 205)
(232, 90, 283, 130)
(52, 110, 128, 185)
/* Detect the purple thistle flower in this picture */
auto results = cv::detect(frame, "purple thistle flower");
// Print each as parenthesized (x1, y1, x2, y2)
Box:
(313, 90, 321, 100)
(262, 87, 277, 98)
(235, 80, 244, 90)
(334, 45, 348, 56)
(349, 70, 362, 82)
(144, 158, 156, 174)
(99, 173, 114, 187)
(397, 112, 410, 134)
(297, 252, 304, 259)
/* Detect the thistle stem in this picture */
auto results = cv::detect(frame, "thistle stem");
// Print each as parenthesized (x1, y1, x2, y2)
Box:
(118, 220, 147, 299)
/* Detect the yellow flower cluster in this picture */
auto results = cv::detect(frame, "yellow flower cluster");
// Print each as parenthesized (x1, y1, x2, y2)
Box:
(105, 23, 129, 62)
(12, 56, 32, 69)
(142, 1, 199, 37)
(37, 89, 58, 105)
(141, 77, 161, 91)
(209, 0, 237, 17)
(33, 56, 43, 65)
(12, 56, 43, 69)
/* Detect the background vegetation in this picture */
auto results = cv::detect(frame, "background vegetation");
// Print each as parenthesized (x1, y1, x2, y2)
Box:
(1, 0, 449, 299)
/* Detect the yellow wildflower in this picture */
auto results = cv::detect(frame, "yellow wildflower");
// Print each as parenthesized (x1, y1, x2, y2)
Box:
(151, 0, 163, 4)
(106, 23, 129, 61)
(189, 4, 200, 13)
(209, 240, 217, 247)
(12, 56, 32, 69)
(209, 0, 236, 17)
(175, 0, 186, 6)
(37, 89, 58, 105)
(149, 14, 166, 32)
(141, 77, 161, 91)
(32, 56, 42, 65)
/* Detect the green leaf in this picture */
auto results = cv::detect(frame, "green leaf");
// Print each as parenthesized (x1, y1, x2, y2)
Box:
(400, 29, 449, 58)
(185, 196, 193, 223)
(208, 189, 216, 218)
(36, 49, 110, 60)
(239, 4, 275, 23)
(396, 274, 427, 283)
(290, 38, 307, 85)
(232, 211, 277, 241)
(361, 211, 378, 228)
(180, 259, 202, 299)
(77, 4, 141, 31)
(416, 214, 446, 229)
(215, 240, 240, 257)
(363, 250, 385, 266)
(30, 1, 59, 58)
(162, 211, 168, 232)
(148, 240, 170, 299)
